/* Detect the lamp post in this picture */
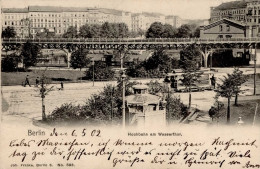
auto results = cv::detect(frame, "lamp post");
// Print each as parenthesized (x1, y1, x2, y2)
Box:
(121, 71, 126, 128)
(92, 59, 95, 87)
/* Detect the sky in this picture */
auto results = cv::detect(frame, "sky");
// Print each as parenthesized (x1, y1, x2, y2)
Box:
(1, 0, 238, 20)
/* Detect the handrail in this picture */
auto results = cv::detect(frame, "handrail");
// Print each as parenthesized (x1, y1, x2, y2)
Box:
(2, 37, 260, 43)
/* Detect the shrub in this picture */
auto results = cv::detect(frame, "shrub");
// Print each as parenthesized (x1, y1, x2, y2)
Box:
(166, 95, 188, 121)
(85, 61, 115, 80)
(1, 56, 17, 72)
(47, 103, 91, 122)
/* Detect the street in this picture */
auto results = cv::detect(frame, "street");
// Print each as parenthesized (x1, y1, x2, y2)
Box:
(2, 69, 259, 126)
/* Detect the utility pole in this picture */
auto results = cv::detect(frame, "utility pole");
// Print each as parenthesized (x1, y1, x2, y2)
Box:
(92, 59, 95, 87)
(254, 42, 257, 95)
(167, 82, 171, 125)
(122, 71, 126, 128)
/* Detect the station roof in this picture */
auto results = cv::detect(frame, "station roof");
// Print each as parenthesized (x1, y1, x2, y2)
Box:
(202, 18, 245, 30)
(126, 94, 160, 105)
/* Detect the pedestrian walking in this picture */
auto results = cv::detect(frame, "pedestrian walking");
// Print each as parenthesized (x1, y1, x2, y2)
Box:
(24, 75, 31, 87)
(61, 81, 64, 90)
(35, 77, 40, 87)
(210, 74, 216, 89)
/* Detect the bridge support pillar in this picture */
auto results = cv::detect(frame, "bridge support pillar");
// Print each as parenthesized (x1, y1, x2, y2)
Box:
(200, 48, 212, 68)
(250, 48, 260, 65)
(67, 52, 71, 68)
(63, 49, 72, 68)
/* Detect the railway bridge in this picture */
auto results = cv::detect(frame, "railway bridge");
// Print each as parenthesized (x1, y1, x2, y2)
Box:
(2, 37, 260, 68)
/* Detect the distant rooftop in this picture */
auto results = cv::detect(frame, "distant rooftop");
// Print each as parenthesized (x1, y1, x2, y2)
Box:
(2, 6, 125, 15)
(213, 0, 251, 10)
(99, 8, 123, 16)
(142, 12, 164, 17)
(2, 7, 28, 13)
(165, 15, 179, 19)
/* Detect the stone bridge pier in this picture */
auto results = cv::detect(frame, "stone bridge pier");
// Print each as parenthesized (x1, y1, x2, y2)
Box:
(62, 49, 72, 68)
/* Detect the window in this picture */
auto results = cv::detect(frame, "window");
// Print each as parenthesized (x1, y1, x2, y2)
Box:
(226, 25, 230, 31)
(218, 35, 223, 38)
(219, 25, 223, 32)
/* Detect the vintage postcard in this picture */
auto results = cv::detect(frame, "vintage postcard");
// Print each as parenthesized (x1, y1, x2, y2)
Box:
(1, 0, 260, 168)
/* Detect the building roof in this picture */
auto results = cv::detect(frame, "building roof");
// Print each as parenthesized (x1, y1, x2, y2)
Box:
(2, 8, 28, 13)
(28, 6, 96, 12)
(2, 6, 124, 15)
(132, 85, 148, 90)
(142, 12, 164, 17)
(29, 6, 62, 12)
(99, 8, 123, 16)
(126, 94, 160, 105)
(203, 18, 246, 30)
(213, 0, 247, 10)
(165, 15, 179, 19)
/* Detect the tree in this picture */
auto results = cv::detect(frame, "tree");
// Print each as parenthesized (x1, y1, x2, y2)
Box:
(166, 95, 188, 122)
(161, 24, 177, 38)
(113, 47, 130, 68)
(181, 71, 202, 108)
(36, 28, 55, 38)
(70, 48, 90, 71)
(176, 24, 192, 38)
(86, 76, 138, 123)
(86, 61, 115, 81)
(216, 75, 236, 124)
(180, 44, 202, 69)
(20, 41, 41, 69)
(86, 84, 119, 122)
(89, 24, 101, 38)
(2, 26, 16, 38)
(100, 22, 113, 38)
(70, 48, 90, 81)
(37, 70, 54, 121)
(208, 94, 224, 122)
(118, 23, 129, 38)
(193, 27, 200, 38)
(62, 26, 78, 38)
(79, 24, 92, 38)
(146, 80, 165, 95)
(229, 68, 248, 106)
(180, 45, 202, 108)
(144, 47, 172, 73)
(146, 22, 165, 38)
(1, 54, 21, 72)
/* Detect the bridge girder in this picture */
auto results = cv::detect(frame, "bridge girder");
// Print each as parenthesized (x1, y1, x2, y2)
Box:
(2, 41, 258, 52)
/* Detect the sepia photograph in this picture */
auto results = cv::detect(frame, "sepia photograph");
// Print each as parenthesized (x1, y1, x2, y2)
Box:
(0, 0, 260, 168)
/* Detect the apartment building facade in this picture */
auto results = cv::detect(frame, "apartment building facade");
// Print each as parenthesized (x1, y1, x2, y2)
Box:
(131, 12, 166, 32)
(165, 15, 182, 28)
(2, 6, 133, 38)
(2, 6, 177, 38)
(210, 0, 260, 37)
